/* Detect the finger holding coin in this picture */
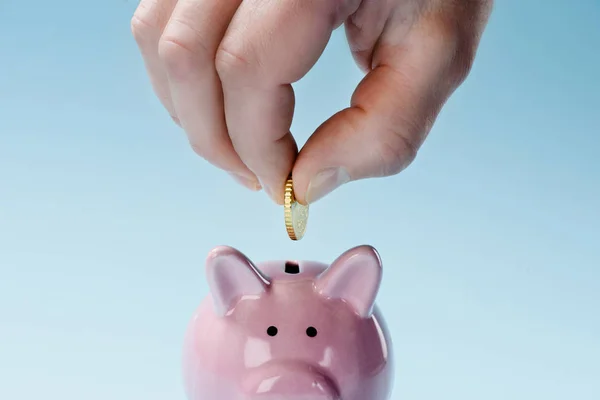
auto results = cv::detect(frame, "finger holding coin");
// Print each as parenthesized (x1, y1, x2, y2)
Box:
(215, 0, 361, 205)
(131, 0, 362, 202)
(132, 0, 493, 207)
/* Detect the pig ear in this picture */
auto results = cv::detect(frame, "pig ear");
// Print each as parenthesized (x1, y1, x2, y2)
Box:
(205, 246, 269, 317)
(314, 245, 382, 319)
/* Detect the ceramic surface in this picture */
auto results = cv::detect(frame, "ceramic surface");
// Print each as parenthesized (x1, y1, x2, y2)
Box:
(183, 245, 394, 400)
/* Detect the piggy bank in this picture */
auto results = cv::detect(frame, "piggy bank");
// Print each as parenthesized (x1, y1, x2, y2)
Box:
(182, 245, 394, 400)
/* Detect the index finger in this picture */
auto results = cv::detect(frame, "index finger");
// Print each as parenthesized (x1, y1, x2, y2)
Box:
(215, 0, 359, 204)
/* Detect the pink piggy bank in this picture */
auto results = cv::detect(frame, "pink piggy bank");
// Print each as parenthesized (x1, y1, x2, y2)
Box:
(182, 245, 394, 400)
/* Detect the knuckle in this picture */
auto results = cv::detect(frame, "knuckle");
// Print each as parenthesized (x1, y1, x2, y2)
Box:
(130, 14, 158, 45)
(131, 0, 173, 44)
(447, 35, 477, 86)
(428, 29, 476, 86)
(158, 19, 214, 78)
(215, 42, 253, 80)
(157, 36, 197, 78)
(422, 30, 477, 90)
(425, 1, 491, 86)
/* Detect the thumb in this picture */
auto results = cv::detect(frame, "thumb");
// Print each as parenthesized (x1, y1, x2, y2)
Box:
(291, 69, 423, 206)
(292, 23, 478, 205)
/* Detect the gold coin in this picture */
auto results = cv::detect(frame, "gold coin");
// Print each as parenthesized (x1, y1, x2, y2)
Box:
(283, 176, 309, 241)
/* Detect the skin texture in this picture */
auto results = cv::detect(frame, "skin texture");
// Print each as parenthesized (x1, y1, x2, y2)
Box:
(131, 0, 493, 205)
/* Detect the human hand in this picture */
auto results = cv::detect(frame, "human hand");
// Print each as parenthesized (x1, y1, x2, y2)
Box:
(132, 0, 493, 205)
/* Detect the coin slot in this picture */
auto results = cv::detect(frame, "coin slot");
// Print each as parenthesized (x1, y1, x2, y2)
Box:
(284, 261, 300, 274)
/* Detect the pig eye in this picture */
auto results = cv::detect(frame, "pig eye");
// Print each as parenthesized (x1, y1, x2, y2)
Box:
(267, 326, 278, 336)
(306, 326, 317, 337)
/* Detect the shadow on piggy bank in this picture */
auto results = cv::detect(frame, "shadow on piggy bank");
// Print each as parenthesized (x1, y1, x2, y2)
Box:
(183, 245, 394, 400)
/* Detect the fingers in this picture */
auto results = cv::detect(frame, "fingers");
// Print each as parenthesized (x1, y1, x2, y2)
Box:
(158, 0, 259, 187)
(292, 6, 490, 205)
(215, 0, 361, 204)
(132, 0, 490, 203)
(131, 0, 179, 120)
(345, 0, 398, 72)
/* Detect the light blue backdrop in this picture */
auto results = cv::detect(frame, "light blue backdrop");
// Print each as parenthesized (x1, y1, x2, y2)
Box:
(1, 1, 598, 399)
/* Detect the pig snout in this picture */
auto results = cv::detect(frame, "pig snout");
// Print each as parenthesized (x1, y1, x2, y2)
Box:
(242, 361, 339, 400)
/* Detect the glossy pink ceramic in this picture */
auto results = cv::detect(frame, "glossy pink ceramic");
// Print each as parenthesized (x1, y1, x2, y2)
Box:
(182, 245, 394, 400)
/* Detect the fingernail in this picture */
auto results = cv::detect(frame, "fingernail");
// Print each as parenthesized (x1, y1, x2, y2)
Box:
(259, 180, 283, 205)
(262, 182, 275, 199)
(171, 115, 181, 126)
(306, 167, 351, 204)
(229, 173, 262, 191)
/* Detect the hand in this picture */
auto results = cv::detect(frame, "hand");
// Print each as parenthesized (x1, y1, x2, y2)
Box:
(131, 0, 493, 205)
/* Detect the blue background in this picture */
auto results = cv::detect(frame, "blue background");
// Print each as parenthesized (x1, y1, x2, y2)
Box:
(1, 1, 599, 399)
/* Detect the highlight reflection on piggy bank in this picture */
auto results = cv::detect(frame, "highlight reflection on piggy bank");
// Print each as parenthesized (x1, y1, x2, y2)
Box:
(183, 245, 394, 400)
